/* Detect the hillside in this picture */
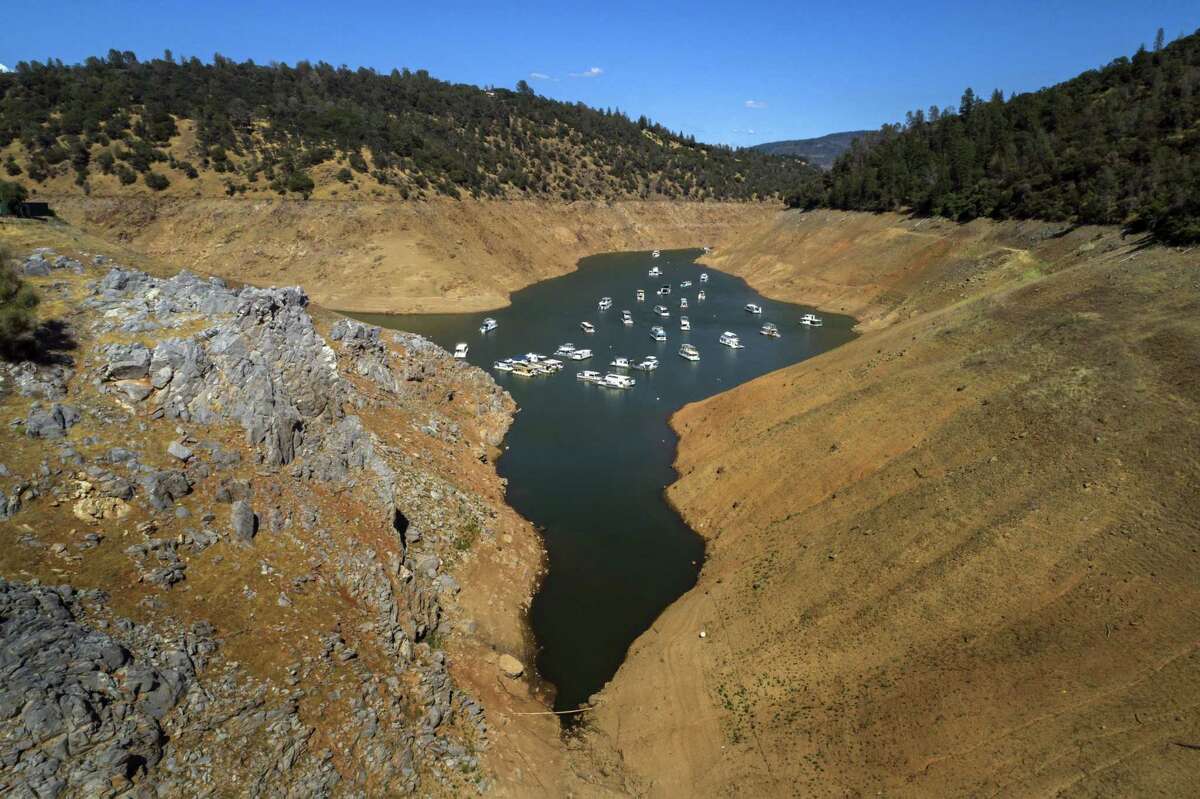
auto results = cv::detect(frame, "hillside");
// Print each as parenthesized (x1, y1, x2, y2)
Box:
(588, 209, 1200, 796)
(0, 53, 815, 202)
(751, 130, 871, 169)
(799, 30, 1200, 243)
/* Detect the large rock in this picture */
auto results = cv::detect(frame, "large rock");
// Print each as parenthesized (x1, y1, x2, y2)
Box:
(102, 343, 152, 381)
(26, 403, 80, 438)
(230, 500, 257, 543)
(498, 654, 524, 679)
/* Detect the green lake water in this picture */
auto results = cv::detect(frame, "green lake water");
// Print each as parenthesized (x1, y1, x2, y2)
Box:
(354, 248, 855, 712)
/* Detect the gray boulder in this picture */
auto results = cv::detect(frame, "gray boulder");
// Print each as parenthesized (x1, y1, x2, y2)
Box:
(26, 404, 81, 438)
(230, 500, 257, 543)
(102, 343, 152, 381)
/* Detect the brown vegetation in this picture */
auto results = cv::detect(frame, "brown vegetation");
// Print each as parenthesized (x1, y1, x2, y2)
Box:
(589, 209, 1200, 796)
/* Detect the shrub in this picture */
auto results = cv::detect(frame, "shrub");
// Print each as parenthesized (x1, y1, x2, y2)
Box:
(0, 245, 40, 350)
(144, 171, 170, 191)
(0, 180, 28, 215)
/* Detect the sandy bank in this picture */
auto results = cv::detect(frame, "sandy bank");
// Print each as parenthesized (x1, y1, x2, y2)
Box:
(591, 210, 1200, 796)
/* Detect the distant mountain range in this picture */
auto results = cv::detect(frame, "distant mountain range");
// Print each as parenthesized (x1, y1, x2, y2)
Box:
(751, 131, 873, 169)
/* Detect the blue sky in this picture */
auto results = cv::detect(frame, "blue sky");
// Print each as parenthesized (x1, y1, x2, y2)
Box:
(1, 1, 1197, 147)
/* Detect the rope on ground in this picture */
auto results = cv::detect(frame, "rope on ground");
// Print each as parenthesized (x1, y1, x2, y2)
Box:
(512, 702, 602, 716)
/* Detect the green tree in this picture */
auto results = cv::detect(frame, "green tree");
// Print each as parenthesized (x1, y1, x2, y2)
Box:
(0, 180, 28, 215)
(286, 170, 315, 198)
(144, 171, 170, 191)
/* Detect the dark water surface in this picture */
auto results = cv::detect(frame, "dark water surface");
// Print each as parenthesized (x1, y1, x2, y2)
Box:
(354, 249, 855, 712)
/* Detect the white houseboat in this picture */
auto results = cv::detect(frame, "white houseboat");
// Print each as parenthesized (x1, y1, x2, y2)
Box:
(760, 322, 781, 338)
(679, 344, 700, 361)
(598, 296, 613, 310)
(697, 290, 706, 301)
(680, 297, 688, 309)
(567, 348, 593, 360)
(680, 316, 691, 331)
(610, 356, 631, 369)
(454, 342, 469, 359)
(745, 303, 763, 314)
(622, 310, 634, 325)
(479, 317, 498, 334)
(648, 265, 662, 277)
(652, 249, 661, 258)
(719, 331, 744, 349)
(493, 358, 514, 371)
(576, 370, 603, 383)
(650, 326, 667, 341)
(601, 373, 636, 389)
(700, 272, 709, 282)
(653, 304, 670, 317)
(580, 321, 596, 334)
(636, 288, 646, 301)
(799, 313, 824, 327)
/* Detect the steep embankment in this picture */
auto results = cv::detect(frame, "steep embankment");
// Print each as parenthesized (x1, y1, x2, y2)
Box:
(49, 198, 768, 314)
(591, 210, 1200, 796)
(0, 220, 637, 796)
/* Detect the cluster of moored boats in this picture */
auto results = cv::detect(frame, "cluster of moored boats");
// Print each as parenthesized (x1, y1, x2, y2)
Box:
(453, 249, 824, 387)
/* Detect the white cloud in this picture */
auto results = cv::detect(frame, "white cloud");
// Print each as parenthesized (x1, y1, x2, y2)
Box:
(0, 64, 10, 73)
(569, 66, 604, 78)
(529, 72, 552, 80)
(744, 99, 767, 109)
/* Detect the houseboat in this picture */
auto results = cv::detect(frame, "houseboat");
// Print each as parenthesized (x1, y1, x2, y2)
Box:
(654, 304, 670, 317)
(679, 344, 700, 361)
(580, 321, 596, 334)
(454, 342, 469, 359)
(680, 280, 693, 288)
(554, 343, 577, 356)
(652, 249, 661, 258)
(622, 310, 634, 325)
(745, 303, 763, 314)
(650, 326, 667, 341)
(697, 290, 706, 301)
(799, 313, 824, 327)
(636, 288, 646, 302)
(719, 331, 744, 349)
(760, 322, 781, 338)
(567, 348, 593, 360)
(680, 316, 691, 331)
(479, 317, 498, 334)
(610, 356, 631, 369)
(648, 266, 662, 277)
(680, 297, 688, 309)
(576, 370, 603, 383)
(493, 358, 514, 372)
(633, 358, 659, 371)
(598, 296, 613, 310)
(601, 373, 636, 389)
(700, 272, 709, 282)
(657, 284, 671, 295)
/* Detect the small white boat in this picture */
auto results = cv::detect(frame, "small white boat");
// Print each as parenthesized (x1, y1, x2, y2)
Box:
(799, 313, 824, 327)
(679, 344, 700, 361)
(479, 317, 498, 334)
(633, 355, 662, 371)
(454, 342, 469, 359)
(658, 284, 672, 295)
(700, 272, 709, 282)
(648, 266, 662, 277)
(652, 249, 661, 258)
(760, 322, 781, 338)
(611, 357, 632, 369)
(577, 370, 603, 383)
(554, 343, 577, 356)
(636, 288, 646, 302)
(493, 358, 514, 372)
(680, 297, 688, 309)
(745, 303, 763, 314)
(567, 348, 593, 360)
(542, 358, 564, 372)
(598, 297, 613, 310)
(650, 326, 667, 341)
(601, 373, 636, 389)
(621, 310, 634, 325)
(702, 246, 711, 254)
(680, 316, 691, 331)
(719, 331, 744, 349)
(680, 280, 693, 288)
(580, 321, 596, 334)
(653, 305, 670, 317)
(697, 290, 706, 301)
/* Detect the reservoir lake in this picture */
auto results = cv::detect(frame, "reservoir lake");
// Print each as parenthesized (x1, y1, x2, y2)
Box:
(355, 249, 855, 712)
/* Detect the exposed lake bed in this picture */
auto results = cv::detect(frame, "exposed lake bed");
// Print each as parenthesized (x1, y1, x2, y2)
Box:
(356, 248, 856, 712)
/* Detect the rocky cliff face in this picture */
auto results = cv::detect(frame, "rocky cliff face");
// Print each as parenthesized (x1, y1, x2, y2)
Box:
(0, 247, 555, 796)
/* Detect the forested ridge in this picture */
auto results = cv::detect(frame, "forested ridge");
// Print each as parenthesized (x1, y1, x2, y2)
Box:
(793, 29, 1200, 243)
(0, 51, 814, 202)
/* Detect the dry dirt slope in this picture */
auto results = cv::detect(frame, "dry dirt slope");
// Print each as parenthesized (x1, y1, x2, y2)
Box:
(590, 210, 1200, 796)
(49, 197, 768, 314)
